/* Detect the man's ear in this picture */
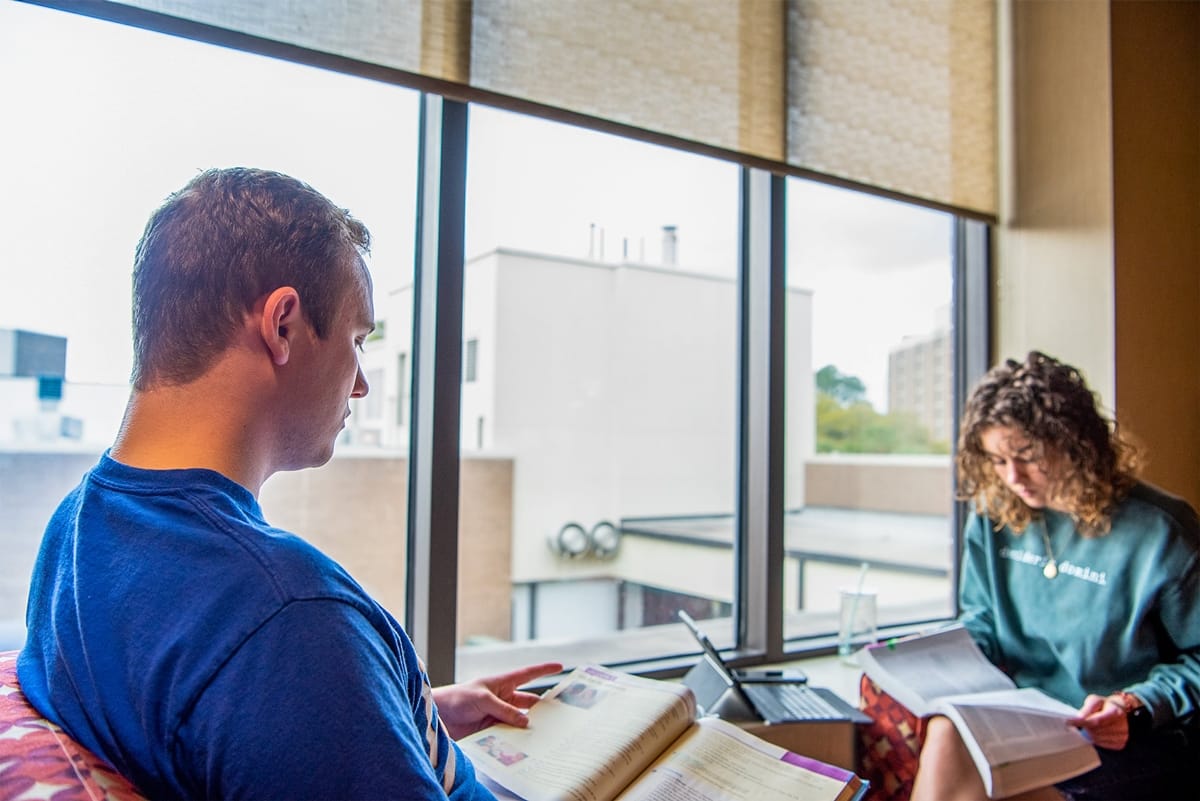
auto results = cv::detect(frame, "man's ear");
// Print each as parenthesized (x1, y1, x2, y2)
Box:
(260, 287, 303, 366)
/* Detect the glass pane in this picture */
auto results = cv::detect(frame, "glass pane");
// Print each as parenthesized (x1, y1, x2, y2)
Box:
(450, 106, 740, 677)
(784, 178, 956, 645)
(0, 3, 418, 647)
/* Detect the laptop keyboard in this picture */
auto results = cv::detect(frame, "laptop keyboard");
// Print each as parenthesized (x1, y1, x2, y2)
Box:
(743, 684, 846, 722)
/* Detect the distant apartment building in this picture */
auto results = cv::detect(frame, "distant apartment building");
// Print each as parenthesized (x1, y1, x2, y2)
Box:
(887, 324, 952, 446)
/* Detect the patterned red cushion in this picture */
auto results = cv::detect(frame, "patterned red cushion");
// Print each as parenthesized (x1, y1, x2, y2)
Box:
(0, 650, 146, 801)
(857, 673, 926, 801)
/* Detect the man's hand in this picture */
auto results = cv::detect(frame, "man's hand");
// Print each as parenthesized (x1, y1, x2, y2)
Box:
(433, 662, 564, 740)
(1068, 693, 1130, 750)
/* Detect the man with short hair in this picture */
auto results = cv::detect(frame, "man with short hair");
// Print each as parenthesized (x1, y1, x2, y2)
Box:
(18, 167, 558, 799)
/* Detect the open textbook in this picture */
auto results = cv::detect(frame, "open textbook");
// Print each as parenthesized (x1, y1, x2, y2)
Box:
(459, 664, 867, 801)
(856, 626, 1100, 799)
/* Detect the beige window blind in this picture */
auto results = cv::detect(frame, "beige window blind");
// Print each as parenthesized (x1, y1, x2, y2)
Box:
(110, 0, 996, 217)
(787, 0, 996, 217)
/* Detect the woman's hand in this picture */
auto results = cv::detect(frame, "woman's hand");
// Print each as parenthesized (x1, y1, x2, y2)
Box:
(433, 661, 564, 740)
(1068, 694, 1130, 750)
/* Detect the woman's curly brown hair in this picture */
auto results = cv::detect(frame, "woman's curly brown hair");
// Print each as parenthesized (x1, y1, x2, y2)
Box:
(956, 351, 1143, 536)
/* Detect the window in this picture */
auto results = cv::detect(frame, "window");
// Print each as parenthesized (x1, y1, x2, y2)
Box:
(396, 352, 408, 426)
(784, 178, 957, 644)
(364, 369, 386, 420)
(454, 106, 741, 674)
(0, 3, 418, 638)
(4, 4, 989, 679)
(464, 338, 479, 383)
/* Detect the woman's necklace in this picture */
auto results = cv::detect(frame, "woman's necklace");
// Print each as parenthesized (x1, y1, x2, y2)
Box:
(1038, 519, 1061, 579)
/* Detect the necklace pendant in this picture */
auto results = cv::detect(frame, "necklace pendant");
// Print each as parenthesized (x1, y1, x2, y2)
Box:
(1043, 560, 1058, 579)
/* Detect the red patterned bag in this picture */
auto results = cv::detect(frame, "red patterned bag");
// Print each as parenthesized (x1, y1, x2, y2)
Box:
(857, 673, 927, 801)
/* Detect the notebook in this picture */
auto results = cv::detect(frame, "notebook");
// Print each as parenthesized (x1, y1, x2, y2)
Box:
(677, 610, 871, 725)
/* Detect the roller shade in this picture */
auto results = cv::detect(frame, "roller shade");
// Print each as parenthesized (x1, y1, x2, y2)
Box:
(786, 0, 996, 216)
(108, 0, 996, 217)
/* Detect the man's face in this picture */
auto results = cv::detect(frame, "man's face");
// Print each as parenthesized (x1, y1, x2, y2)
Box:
(282, 262, 374, 470)
(979, 425, 1061, 510)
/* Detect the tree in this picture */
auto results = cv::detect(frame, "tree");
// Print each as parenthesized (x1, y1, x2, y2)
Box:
(815, 364, 867, 406)
(814, 364, 949, 455)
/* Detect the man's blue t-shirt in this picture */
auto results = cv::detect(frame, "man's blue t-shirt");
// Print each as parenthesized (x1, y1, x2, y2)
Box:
(17, 452, 494, 800)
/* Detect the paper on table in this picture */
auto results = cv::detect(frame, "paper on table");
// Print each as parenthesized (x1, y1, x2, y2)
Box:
(616, 717, 860, 801)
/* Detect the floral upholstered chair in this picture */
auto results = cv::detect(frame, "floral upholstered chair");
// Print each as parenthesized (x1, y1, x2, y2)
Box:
(0, 650, 146, 801)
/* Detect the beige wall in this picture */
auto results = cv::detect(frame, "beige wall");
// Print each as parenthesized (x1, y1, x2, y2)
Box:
(260, 456, 410, 618)
(805, 456, 951, 515)
(454, 457, 516, 644)
(0, 451, 98, 620)
(994, 0, 1115, 400)
(995, 0, 1200, 507)
(1110, 1, 1200, 507)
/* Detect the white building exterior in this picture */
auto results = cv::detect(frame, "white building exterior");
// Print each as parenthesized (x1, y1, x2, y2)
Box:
(352, 247, 816, 640)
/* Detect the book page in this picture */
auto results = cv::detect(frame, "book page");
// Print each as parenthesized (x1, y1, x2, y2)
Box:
(969, 741, 1102, 800)
(941, 687, 1079, 720)
(857, 626, 1014, 715)
(943, 699, 1099, 798)
(939, 691, 1094, 767)
(615, 717, 862, 801)
(460, 665, 697, 801)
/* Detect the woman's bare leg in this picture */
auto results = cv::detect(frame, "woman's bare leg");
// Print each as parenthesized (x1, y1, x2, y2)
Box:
(912, 716, 988, 801)
(911, 716, 1063, 801)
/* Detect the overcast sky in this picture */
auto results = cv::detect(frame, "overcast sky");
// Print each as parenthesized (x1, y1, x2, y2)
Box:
(0, 0, 951, 410)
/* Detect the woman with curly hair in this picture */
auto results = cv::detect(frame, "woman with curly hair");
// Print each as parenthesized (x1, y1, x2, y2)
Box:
(911, 351, 1200, 801)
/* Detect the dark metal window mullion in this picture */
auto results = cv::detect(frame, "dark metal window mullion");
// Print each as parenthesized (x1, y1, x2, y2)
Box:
(737, 167, 787, 660)
(406, 94, 469, 685)
(951, 218, 992, 615)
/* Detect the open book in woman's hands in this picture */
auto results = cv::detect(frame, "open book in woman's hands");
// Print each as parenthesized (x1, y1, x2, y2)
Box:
(856, 626, 1100, 799)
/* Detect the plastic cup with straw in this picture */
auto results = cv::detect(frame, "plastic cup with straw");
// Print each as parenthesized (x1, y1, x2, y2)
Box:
(838, 561, 875, 663)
